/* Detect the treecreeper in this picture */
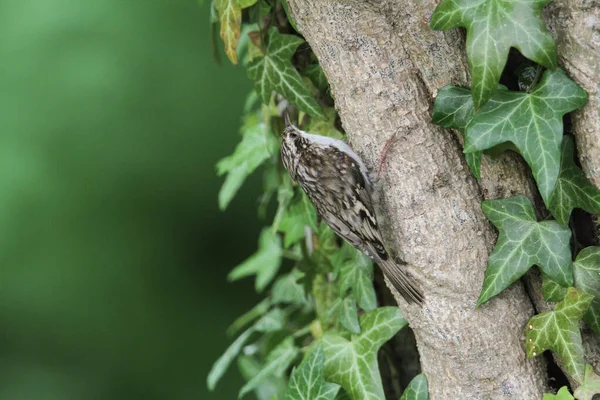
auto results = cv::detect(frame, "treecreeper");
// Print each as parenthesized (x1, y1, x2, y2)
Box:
(280, 114, 423, 305)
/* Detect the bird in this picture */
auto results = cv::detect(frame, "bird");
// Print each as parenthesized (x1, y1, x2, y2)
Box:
(280, 114, 423, 305)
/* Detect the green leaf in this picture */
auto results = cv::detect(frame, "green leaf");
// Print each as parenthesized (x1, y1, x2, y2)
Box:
(240, 337, 299, 398)
(253, 308, 287, 332)
(400, 374, 429, 400)
(430, 0, 556, 108)
(217, 113, 278, 210)
(306, 108, 344, 140)
(335, 245, 377, 312)
(286, 345, 340, 400)
(313, 274, 339, 327)
(229, 228, 283, 292)
(526, 287, 593, 384)
(543, 387, 574, 400)
(278, 192, 318, 248)
(432, 84, 482, 178)
(208, 308, 286, 391)
(542, 272, 568, 302)
(464, 69, 588, 202)
(541, 247, 600, 334)
(464, 152, 482, 180)
(432, 85, 476, 131)
(272, 269, 308, 306)
(338, 296, 361, 334)
(573, 247, 600, 334)
(280, 0, 299, 32)
(208, 328, 255, 391)
(247, 27, 325, 118)
(321, 307, 408, 400)
(272, 173, 295, 232)
(215, 0, 258, 64)
(549, 136, 600, 225)
(574, 364, 600, 400)
(272, 173, 294, 231)
(316, 223, 339, 259)
(238, 355, 288, 400)
(248, 0, 271, 29)
(477, 195, 573, 306)
(227, 298, 272, 336)
(303, 62, 330, 94)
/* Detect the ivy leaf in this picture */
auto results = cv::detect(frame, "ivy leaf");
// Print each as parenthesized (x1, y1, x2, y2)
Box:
(278, 192, 318, 248)
(335, 246, 377, 312)
(215, 0, 258, 64)
(543, 387, 574, 400)
(280, 0, 299, 32)
(208, 328, 255, 391)
(477, 195, 572, 306)
(549, 136, 600, 225)
(227, 298, 271, 336)
(313, 274, 339, 328)
(253, 308, 287, 332)
(207, 308, 286, 391)
(542, 272, 568, 303)
(248, 0, 271, 29)
(526, 287, 593, 384)
(228, 228, 283, 292)
(306, 108, 344, 140)
(573, 247, 600, 334)
(272, 173, 295, 232)
(239, 337, 299, 398)
(247, 27, 325, 118)
(338, 296, 361, 334)
(303, 62, 330, 94)
(430, 0, 556, 108)
(541, 247, 600, 334)
(464, 69, 588, 202)
(574, 364, 600, 400)
(321, 307, 408, 400)
(217, 113, 278, 210)
(400, 374, 429, 400)
(272, 269, 308, 306)
(286, 345, 340, 400)
(238, 355, 288, 400)
(431, 85, 482, 178)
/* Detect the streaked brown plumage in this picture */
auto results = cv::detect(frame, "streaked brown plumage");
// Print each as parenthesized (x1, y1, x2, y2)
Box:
(280, 115, 423, 305)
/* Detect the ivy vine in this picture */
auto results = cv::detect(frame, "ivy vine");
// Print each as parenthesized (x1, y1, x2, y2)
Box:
(206, 0, 600, 399)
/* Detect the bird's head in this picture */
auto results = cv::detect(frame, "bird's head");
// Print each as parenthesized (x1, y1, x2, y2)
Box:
(280, 113, 304, 181)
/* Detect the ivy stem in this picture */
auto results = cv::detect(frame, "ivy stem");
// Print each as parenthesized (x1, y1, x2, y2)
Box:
(292, 325, 311, 339)
(282, 249, 303, 260)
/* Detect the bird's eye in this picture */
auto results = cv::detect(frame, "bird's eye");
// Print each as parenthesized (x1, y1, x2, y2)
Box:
(289, 132, 298, 139)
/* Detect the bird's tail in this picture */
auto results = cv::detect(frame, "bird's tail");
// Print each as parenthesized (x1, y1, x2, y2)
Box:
(379, 260, 424, 305)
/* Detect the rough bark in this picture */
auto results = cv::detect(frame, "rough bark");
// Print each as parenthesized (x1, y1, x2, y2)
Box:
(545, 1, 600, 188)
(287, 1, 546, 398)
(545, 0, 600, 369)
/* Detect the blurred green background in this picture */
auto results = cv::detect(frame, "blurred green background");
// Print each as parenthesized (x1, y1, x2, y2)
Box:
(0, 0, 262, 398)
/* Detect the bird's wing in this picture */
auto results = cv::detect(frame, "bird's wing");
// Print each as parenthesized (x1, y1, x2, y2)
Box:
(318, 147, 388, 262)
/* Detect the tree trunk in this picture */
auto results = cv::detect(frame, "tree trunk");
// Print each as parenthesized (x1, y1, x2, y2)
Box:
(545, 0, 600, 374)
(286, 1, 549, 398)
(545, 1, 600, 190)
